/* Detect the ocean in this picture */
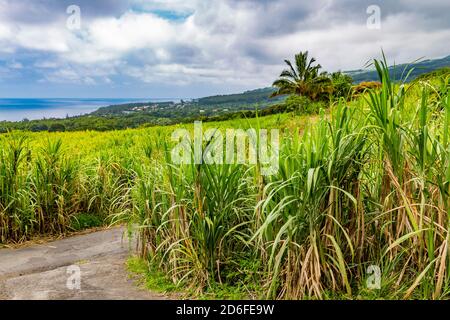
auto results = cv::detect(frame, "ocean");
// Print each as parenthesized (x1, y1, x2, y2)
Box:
(0, 98, 169, 122)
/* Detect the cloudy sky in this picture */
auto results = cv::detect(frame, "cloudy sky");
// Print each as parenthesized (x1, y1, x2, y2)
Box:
(0, 0, 449, 98)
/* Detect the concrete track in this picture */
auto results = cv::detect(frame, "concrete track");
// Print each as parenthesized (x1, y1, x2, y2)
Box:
(0, 227, 164, 300)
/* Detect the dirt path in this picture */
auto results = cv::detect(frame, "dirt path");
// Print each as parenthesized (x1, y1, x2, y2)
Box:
(0, 227, 165, 300)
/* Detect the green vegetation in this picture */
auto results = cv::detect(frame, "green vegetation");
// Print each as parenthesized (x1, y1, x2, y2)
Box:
(0, 88, 285, 133)
(283, 95, 324, 115)
(0, 55, 447, 134)
(196, 88, 279, 107)
(127, 256, 252, 299)
(0, 113, 298, 243)
(127, 257, 179, 294)
(347, 54, 450, 83)
(70, 213, 104, 231)
(271, 51, 353, 101)
(0, 132, 132, 242)
(1, 52, 450, 300)
(124, 57, 450, 299)
(0, 112, 172, 133)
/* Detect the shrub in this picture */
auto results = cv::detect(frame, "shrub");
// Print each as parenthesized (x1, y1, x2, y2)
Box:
(70, 213, 104, 231)
(30, 124, 49, 132)
(284, 95, 323, 114)
(351, 81, 382, 96)
(331, 71, 353, 99)
(48, 123, 66, 132)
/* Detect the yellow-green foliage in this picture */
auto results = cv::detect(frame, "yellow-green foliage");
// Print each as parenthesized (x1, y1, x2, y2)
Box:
(1, 63, 450, 301)
(0, 113, 305, 243)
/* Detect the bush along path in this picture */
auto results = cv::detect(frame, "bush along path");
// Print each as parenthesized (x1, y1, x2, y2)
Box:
(0, 227, 165, 300)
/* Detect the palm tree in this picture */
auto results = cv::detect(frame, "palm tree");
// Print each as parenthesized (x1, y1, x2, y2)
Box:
(271, 51, 332, 101)
(330, 71, 354, 98)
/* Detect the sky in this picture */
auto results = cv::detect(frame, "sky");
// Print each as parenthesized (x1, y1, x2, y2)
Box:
(0, 0, 449, 99)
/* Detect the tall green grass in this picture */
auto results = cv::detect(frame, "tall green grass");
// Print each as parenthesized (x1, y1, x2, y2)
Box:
(0, 134, 134, 242)
(1, 58, 449, 300)
(130, 59, 450, 299)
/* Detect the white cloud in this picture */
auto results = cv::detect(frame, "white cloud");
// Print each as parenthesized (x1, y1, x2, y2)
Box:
(15, 24, 70, 53)
(0, 21, 72, 53)
(84, 12, 174, 52)
(0, 23, 11, 39)
(0, 0, 448, 90)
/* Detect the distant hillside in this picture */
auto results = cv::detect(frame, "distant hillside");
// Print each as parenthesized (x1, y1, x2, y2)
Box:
(85, 55, 450, 118)
(1, 55, 448, 134)
(91, 87, 281, 118)
(196, 87, 277, 106)
(93, 101, 174, 116)
(347, 55, 450, 83)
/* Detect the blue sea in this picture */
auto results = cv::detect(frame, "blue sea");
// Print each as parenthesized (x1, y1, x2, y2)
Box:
(0, 98, 172, 122)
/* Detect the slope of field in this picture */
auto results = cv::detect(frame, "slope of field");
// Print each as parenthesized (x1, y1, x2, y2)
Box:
(92, 87, 280, 117)
(1, 64, 449, 300)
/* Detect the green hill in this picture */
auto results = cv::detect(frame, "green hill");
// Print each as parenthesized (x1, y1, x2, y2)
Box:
(92, 87, 279, 117)
(1, 55, 448, 133)
(346, 55, 450, 83)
